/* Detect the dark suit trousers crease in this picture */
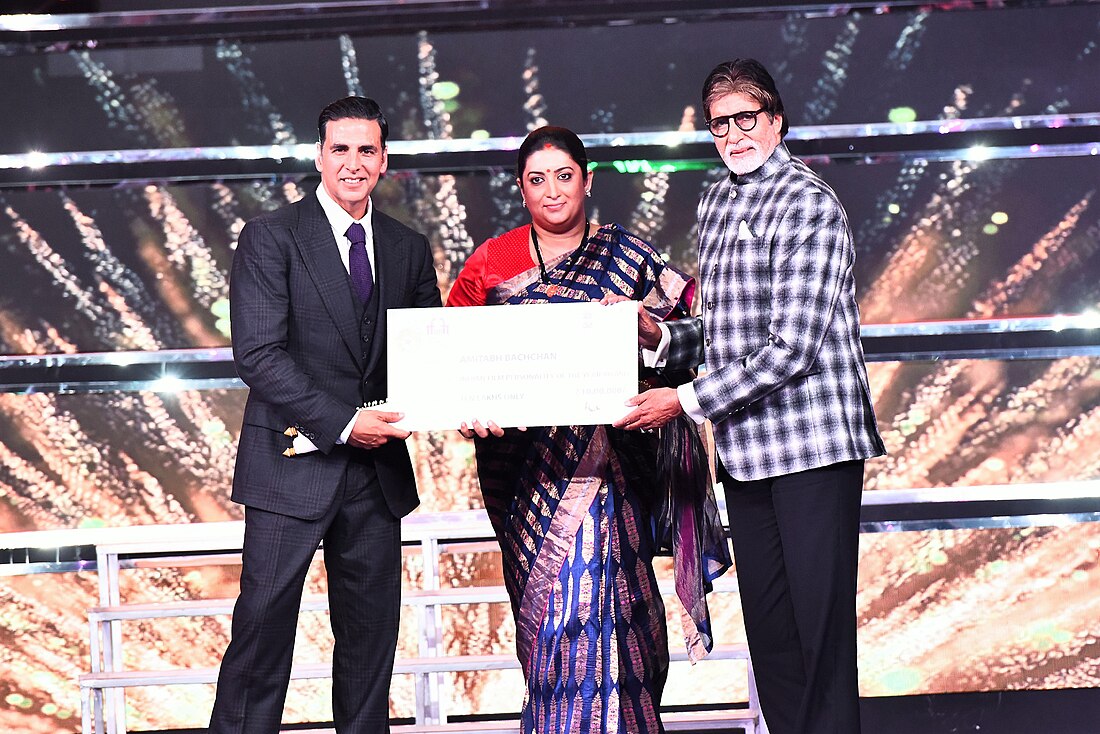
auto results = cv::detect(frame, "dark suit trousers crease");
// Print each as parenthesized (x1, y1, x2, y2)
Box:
(209, 453, 401, 734)
(718, 460, 864, 734)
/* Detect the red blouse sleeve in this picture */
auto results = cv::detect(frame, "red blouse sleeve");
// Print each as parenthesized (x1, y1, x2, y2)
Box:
(445, 240, 490, 307)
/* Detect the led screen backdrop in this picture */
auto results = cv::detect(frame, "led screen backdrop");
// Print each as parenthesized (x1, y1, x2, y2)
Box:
(3, 7, 1098, 151)
(1, 4, 1099, 732)
(3, 152, 1100, 357)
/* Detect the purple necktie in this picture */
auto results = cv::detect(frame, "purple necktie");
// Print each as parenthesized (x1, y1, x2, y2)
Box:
(346, 222, 373, 304)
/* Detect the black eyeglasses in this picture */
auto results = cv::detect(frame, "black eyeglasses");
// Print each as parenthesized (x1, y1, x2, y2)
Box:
(706, 108, 767, 137)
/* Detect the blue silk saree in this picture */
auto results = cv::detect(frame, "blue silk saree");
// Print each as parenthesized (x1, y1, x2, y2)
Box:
(458, 223, 731, 734)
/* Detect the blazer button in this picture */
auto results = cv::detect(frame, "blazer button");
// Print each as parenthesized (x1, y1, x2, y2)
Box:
(705, 338, 712, 347)
(707, 302, 715, 310)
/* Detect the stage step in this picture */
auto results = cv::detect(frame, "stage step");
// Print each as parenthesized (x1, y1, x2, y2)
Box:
(79, 643, 751, 689)
(81, 646, 756, 732)
(280, 707, 759, 732)
(389, 709, 759, 732)
(88, 579, 739, 623)
(87, 586, 514, 623)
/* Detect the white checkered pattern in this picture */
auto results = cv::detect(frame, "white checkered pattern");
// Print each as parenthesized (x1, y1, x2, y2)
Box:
(665, 143, 885, 480)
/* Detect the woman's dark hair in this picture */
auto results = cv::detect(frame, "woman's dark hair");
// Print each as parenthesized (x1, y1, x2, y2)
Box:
(318, 96, 389, 145)
(516, 126, 589, 180)
(701, 59, 789, 138)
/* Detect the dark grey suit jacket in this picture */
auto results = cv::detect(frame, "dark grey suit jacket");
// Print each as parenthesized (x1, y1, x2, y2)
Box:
(229, 192, 441, 520)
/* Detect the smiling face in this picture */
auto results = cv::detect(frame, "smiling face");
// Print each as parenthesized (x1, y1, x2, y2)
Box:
(709, 90, 783, 176)
(315, 117, 388, 219)
(517, 145, 590, 234)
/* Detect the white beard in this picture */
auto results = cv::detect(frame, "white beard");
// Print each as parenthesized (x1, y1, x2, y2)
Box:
(721, 143, 769, 176)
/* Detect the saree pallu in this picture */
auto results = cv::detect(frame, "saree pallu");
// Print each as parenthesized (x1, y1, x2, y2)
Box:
(470, 224, 731, 734)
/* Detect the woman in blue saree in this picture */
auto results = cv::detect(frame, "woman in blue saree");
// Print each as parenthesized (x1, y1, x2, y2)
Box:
(447, 126, 730, 734)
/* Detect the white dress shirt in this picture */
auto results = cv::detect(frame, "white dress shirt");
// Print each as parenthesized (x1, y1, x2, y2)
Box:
(316, 182, 377, 276)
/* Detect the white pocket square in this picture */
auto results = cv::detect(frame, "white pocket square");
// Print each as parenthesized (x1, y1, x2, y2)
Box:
(290, 433, 318, 456)
(737, 220, 754, 241)
(281, 426, 318, 457)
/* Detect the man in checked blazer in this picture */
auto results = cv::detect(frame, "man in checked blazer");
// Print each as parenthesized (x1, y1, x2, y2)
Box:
(208, 97, 441, 733)
(616, 60, 885, 734)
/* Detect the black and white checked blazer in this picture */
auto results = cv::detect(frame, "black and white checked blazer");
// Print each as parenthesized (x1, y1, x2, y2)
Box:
(665, 143, 885, 481)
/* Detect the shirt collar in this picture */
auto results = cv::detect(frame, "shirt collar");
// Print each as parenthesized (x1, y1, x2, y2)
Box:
(729, 141, 791, 186)
(316, 182, 373, 237)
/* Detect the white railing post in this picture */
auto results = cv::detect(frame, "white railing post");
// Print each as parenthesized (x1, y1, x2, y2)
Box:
(416, 535, 444, 725)
(93, 545, 126, 734)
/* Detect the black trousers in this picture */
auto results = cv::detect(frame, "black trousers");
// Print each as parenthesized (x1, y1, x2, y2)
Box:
(718, 459, 864, 734)
(209, 456, 401, 734)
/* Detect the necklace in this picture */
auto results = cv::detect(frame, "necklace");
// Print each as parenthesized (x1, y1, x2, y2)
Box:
(531, 220, 590, 298)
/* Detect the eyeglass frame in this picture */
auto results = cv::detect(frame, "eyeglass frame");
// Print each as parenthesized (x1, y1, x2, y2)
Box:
(705, 108, 770, 137)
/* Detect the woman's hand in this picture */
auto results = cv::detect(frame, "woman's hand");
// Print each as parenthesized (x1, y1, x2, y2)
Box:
(600, 295, 662, 349)
(458, 420, 526, 439)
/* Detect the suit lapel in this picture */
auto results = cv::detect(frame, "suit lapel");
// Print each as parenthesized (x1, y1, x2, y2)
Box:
(363, 213, 410, 376)
(292, 195, 365, 370)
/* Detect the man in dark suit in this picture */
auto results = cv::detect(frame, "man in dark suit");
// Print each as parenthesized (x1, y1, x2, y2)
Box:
(208, 96, 441, 734)
(616, 60, 885, 734)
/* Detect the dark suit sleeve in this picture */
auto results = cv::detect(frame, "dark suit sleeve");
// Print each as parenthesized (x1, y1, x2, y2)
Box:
(664, 317, 705, 370)
(411, 232, 443, 309)
(230, 217, 356, 451)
